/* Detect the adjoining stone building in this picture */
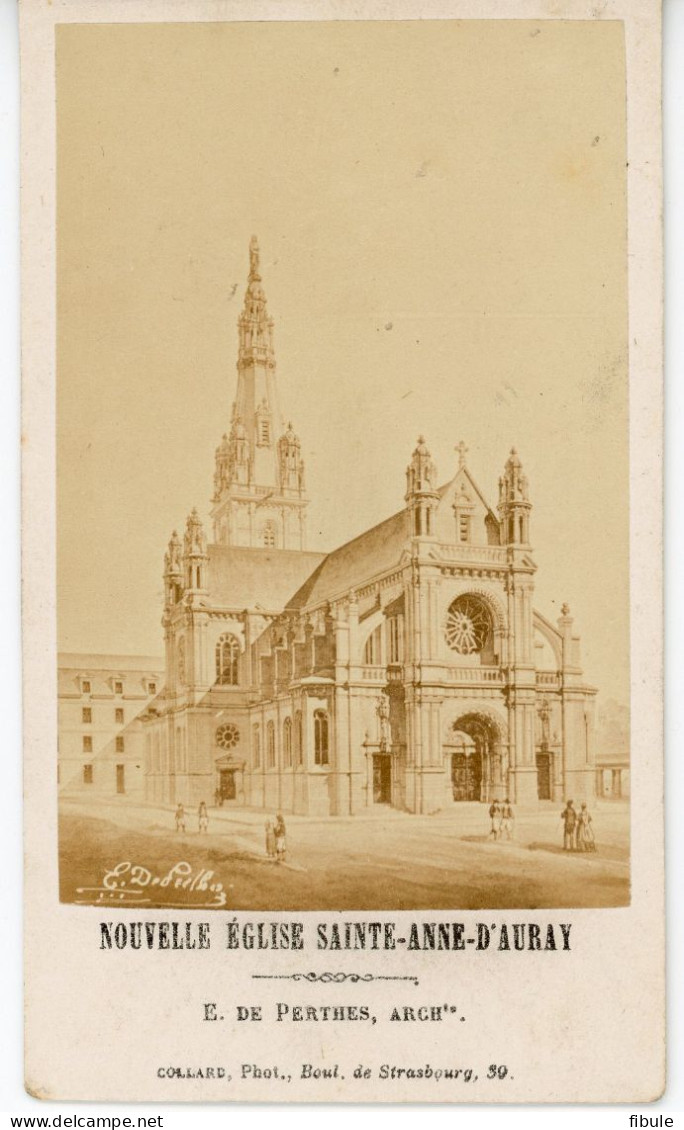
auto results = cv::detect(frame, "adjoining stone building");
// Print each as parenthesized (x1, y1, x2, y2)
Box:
(142, 238, 598, 815)
(58, 654, 163, 798)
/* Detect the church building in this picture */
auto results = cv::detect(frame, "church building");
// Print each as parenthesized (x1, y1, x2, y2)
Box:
(142, 238, 597, 815)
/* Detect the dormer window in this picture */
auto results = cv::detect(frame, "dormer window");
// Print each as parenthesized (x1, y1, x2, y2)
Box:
(453, 490, 475, 547)
(82, 679, 91, 694)
(114, 680, 123, 695)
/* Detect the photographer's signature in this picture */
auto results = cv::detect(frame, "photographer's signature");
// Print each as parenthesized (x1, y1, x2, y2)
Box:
(75, 860, 227, 908)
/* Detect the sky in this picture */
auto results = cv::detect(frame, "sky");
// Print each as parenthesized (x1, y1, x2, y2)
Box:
(56, 19, 628, 705)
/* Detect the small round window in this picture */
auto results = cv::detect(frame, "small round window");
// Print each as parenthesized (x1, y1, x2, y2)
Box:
(216, 722, 239, 750)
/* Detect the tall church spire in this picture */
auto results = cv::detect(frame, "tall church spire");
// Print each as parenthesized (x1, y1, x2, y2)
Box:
(210, 237, 309, 550)
(238, 236, 275, 368)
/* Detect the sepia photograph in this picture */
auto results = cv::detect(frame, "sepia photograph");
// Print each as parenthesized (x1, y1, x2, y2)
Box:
(55, 19, 630, 912)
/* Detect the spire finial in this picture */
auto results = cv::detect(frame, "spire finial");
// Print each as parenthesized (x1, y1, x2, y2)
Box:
(455, 440, 468, 469)
(249, 235, 260, 279)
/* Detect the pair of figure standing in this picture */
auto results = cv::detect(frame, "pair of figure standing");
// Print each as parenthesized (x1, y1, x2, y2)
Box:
(175, 802, 209, 833)
(265, 813, 287, 862)
(561, 800, 595, 851)
(488, 799, 514, 840)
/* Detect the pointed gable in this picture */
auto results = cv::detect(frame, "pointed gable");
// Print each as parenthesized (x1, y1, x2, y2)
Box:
(434, 466, 501, 547)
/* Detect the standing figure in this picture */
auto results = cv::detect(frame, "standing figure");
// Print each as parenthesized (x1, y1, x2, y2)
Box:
(376, 695, 391, 751)
(274, 812, 287, 862)
(175, 804, 186, 833)
(265, 821, 276, 860)
(500, 798, 514, 840)
(576, 803, 596, 852)
(488, 799, 501, 840)
(561, 800, 577, 851)
(198, 801, 209, 834)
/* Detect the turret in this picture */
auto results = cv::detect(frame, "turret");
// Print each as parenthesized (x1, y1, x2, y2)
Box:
(498, 447, 532, 546)
(405, 436, 439, 538)
(183, 509, 208, 594)
(278, 422, 305, 493)
(163, 529, 183, 608)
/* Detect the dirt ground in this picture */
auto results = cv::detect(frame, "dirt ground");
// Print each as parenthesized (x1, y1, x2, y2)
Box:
(59, 796, 629, 910)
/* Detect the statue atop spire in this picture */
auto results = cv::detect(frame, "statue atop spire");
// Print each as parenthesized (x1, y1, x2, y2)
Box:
(238, 234, 274, 368)
(249, 234, 261, 280)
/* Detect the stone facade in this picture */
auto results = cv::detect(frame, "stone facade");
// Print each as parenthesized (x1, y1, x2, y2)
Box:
(142, 239, 597, 814)
(58, 654, 163, 798)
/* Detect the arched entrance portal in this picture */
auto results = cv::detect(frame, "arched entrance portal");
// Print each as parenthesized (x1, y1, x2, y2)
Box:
(446, 713, 504, 802)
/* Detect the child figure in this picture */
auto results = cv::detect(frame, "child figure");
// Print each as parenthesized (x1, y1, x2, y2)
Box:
(175, 804, 186, 833)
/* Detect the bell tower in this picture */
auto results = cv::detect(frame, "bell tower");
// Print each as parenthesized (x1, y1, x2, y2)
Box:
(210, 237, 309, 550)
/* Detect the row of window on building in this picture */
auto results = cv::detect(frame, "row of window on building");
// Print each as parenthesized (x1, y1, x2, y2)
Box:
(79, 680, 157, 697)
(81, 735, 126, 753)
(212, 620, 405, 690)
(251, 710, 329, 770)
(80, 763, 126, 791)
(81, 707, 128, 724)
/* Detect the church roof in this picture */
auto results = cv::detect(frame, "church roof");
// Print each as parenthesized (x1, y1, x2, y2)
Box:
(286, 508, 409, 611)
(207, 545, 326, 612)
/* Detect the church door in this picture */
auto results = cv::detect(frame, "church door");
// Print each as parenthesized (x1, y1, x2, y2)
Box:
(372, 755, 392, 804)
(536, 753, 551, 800)
(451, 751, 482, 802)
(220, 768, 237, 801)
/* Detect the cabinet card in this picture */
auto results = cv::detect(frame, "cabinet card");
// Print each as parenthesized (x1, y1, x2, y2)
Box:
(21, 0, 663, 1103)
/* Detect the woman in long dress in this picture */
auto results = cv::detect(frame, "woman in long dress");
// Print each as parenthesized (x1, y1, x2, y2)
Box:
(274, 813, 287, 862)
(265, 821, 276, 860)
(576, 803, 596, 852)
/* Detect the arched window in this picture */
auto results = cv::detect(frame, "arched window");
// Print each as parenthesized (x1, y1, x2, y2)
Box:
(252, 724, 261, 769)
(267, 720, 276, 768)
(387, 617, 402, 664)
(262, 521, 276, 548)
(294, 710, 303, 767)
(177, 637, 186, 685)
(283, 717, 293, 768)
(363, 625, 383, 666)
(215, 633, 240, 685)
(314, 709, 329, 766)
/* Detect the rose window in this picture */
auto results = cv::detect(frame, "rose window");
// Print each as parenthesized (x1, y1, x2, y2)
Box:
(216, 722, 239, 750)
(445, 595, 491, 655)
